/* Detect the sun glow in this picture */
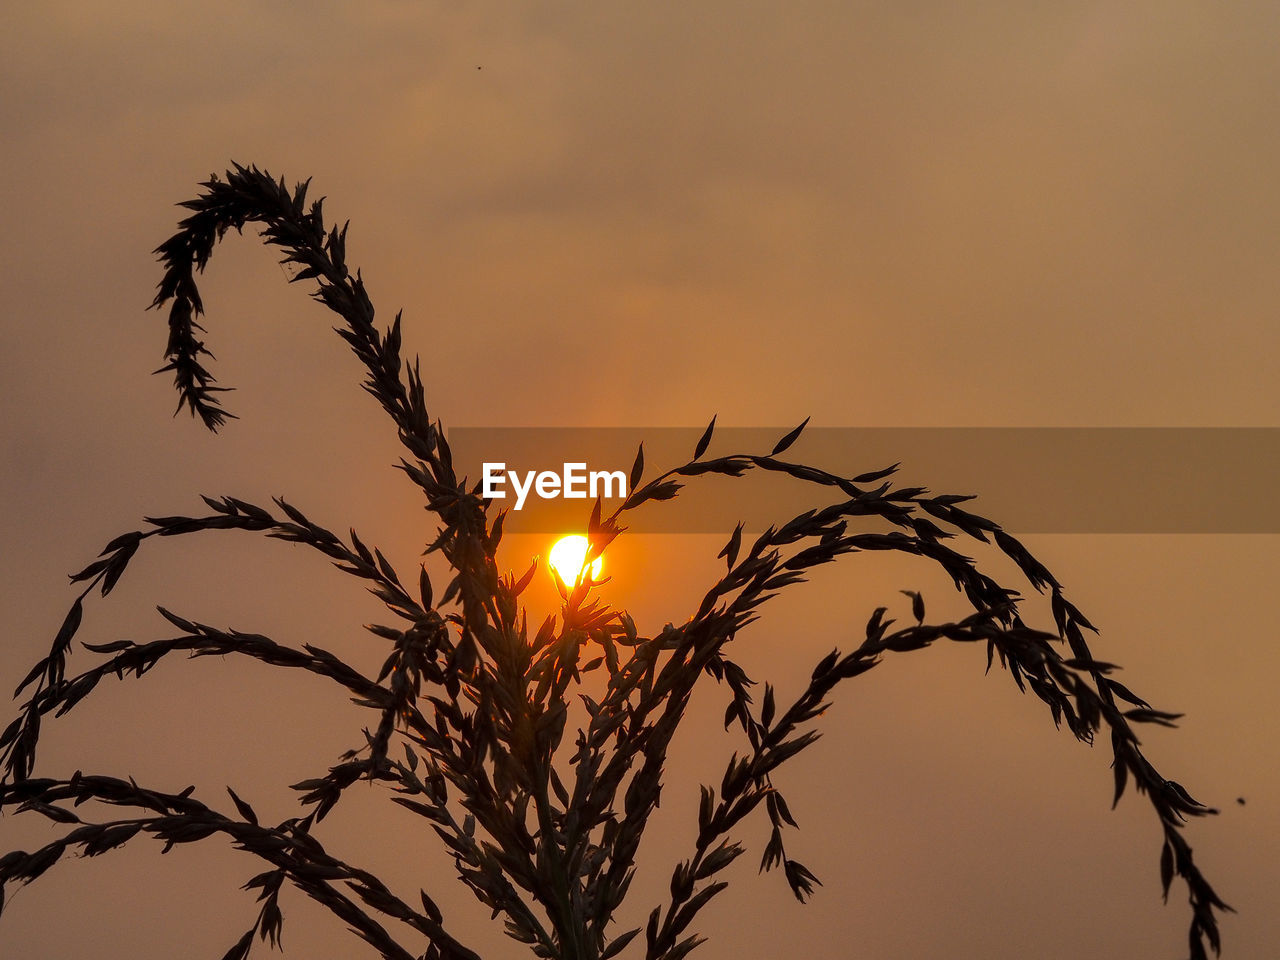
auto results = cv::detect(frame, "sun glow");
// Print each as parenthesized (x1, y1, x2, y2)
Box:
(548, 534, 603, 586)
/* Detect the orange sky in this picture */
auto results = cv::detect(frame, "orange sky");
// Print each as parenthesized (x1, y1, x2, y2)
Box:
(2, 3, 1277, 958)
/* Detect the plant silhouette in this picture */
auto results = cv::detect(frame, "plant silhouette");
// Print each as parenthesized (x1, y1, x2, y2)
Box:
(0, 165, 1231, 960)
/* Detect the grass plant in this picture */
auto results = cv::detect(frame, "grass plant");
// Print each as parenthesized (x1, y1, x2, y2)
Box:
(0, 165, 1230, 960)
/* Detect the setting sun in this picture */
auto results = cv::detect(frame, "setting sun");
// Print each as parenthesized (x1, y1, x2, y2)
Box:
(548, 534, 603, 586)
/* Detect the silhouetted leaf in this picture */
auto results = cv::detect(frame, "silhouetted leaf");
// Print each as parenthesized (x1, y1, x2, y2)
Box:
(418, 565, 433, 609)
(771, 417, 810, 455)
(850, 462, 899, 484)
(81, 639, 134, 654)
(1112, 756, 1128, 808)
(68, 557, 111, 583)
(52, 599, 83, 657)
(900, 589, 925, 624)
(226, 787, 259, 825)
(601, 927, 641, 959)
(1160, 838, 1174, 900)
(761, 684, 775, 729)
(630, 442, 644, 491)
(694, 415, 716, 459)
(718, 522, 744, 570)
(513, 558, 538, 596)
(219, 929, 254, 960)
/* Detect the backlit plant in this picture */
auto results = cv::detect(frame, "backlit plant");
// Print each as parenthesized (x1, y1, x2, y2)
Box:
(0, 165, 1230, 960)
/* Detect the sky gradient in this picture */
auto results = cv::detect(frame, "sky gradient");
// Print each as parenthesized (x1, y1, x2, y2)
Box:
(2, 3, 1277, 958)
